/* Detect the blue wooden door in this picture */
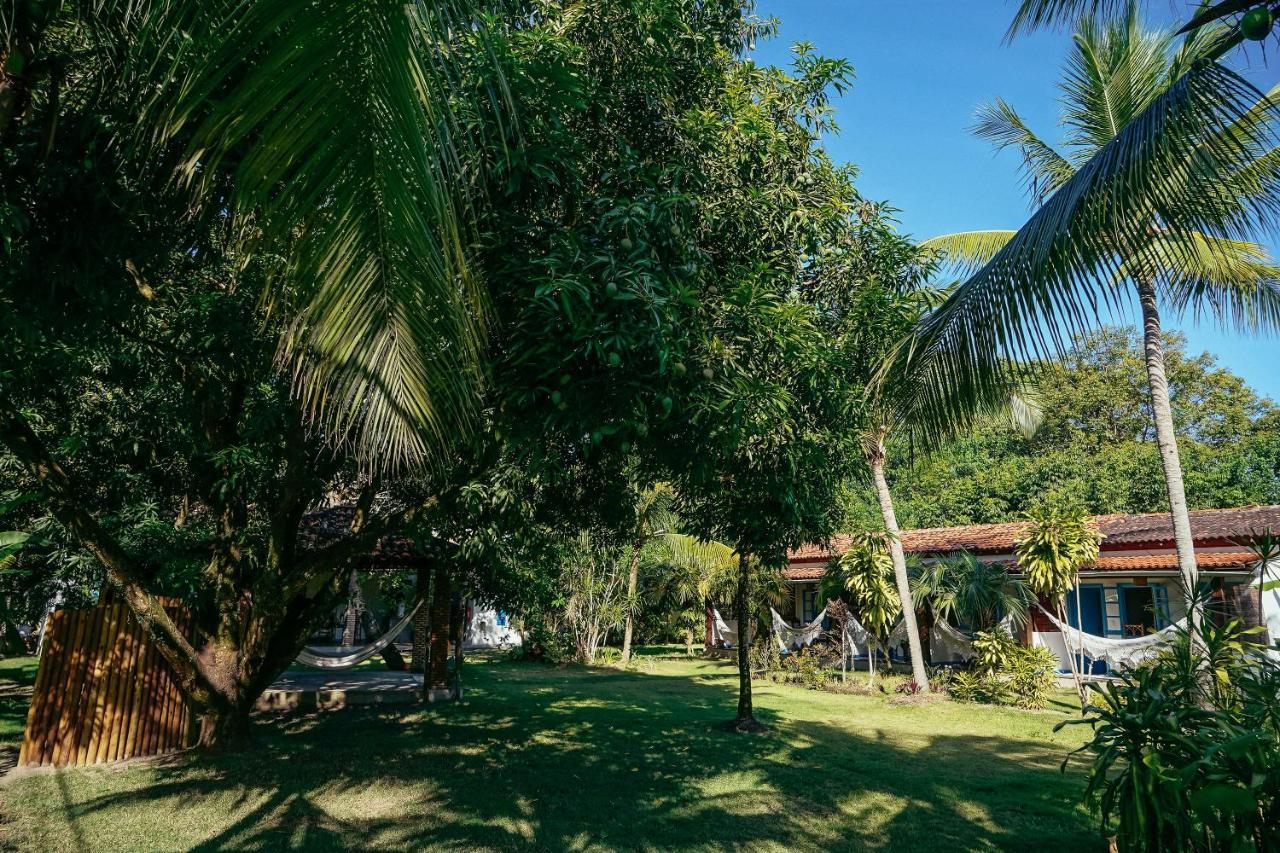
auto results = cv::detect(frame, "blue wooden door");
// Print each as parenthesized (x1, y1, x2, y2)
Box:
(1066, 585, 1108, 675)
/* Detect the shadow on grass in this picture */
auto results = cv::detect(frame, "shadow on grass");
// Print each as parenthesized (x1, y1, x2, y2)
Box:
(17, 658, 1101, 851)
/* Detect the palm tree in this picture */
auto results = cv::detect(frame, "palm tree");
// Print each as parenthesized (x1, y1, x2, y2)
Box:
(621, 484, 676, 662)
(3, 0, 499, 472)
(859, 282, 1043, 692)
(918, 7, 1280, 634)
(1015, 505, 1102, 708)
(912, 551, 1032, 635)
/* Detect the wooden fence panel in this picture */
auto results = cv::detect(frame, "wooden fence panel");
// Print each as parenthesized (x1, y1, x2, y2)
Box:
(19, 599, 196, 768)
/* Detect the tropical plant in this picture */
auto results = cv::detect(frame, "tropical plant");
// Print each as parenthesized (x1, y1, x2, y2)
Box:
(1016, 504, 1103, 707)
(825, 531, 901, 686)
(1059, 619, 1280, 852)
(913, 4, 1280, 638)
(560, 533, 631, 664)
(1238, 527, 1280, 639)
(620, 484, 676, 662)
(652, 533, 740, 647)
(949, 629, 1058, 709)
(912, 551, 1032, 634)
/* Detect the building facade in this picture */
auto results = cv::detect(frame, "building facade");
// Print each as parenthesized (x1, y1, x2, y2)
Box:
(783, 505, 1280, 672)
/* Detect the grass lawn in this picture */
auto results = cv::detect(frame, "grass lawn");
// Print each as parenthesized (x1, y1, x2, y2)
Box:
(0, 649, 1102, 851)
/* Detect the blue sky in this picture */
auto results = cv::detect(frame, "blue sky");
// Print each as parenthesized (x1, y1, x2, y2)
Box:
(752, 0, 1280, 400)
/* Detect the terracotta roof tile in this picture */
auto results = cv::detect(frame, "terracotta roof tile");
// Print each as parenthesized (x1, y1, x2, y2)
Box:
(788, 505, 1280, 564)
(782, 550, 1255, 581)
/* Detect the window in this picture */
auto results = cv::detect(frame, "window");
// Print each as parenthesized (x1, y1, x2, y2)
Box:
(496, 611, 508, 627)
(1120, 586, 1157, 636)
(801, 588, 818, 623)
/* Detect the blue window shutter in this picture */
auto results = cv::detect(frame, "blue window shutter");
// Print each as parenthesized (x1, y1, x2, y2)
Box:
(1151, 585, 1170, 628)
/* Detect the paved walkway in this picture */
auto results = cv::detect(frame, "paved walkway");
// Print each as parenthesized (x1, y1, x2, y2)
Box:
(258, 670, 422, 712)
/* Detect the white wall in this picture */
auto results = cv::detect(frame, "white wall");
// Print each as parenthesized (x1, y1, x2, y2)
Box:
(464, 604, 522, 649)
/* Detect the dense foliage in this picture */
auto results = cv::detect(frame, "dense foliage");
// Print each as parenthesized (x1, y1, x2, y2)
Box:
(947, 629, 1058, 710)
(845, 327, 1280, 530)
(1060, 622, 1280, 851)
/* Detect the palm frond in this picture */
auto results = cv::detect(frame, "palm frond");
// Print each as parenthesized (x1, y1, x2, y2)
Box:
(890, 61, 1280, 449)
(1006, 388, 1045, 440)
(1151, 233, 1280, 333)
(921, 231, 1017, 278)
(972, 100, 1075, 203)
(1005, 0, 1133, 39)
(1060, 6, 1175, 155)
(135, 0, 497, 472)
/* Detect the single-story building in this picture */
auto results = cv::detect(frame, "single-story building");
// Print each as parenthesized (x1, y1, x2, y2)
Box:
(783, 505, 1280, 673)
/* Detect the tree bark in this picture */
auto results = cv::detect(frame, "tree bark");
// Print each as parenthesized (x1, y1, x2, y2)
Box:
(704, 600, 714, 652)
(620, 543, 642, 662)
(1135, 278, 1201, 636)
(426, 567, 452, 697)
(869, 439, 930, 691)
(734, 552, 754, 725)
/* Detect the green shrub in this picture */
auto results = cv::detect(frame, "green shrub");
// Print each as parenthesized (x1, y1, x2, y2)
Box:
(512, 620, 574, 665)
(1059, 621, 1280, 852)
(594, 647, 622, 665)
(946, 629, 1057, 709)
(769, 646, 830, 690)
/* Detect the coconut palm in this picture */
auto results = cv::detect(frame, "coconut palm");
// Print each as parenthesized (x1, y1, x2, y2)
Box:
(858, 282, 1043, 692)
(2, 0, 500, 472)
(916, 6, 1280, 633)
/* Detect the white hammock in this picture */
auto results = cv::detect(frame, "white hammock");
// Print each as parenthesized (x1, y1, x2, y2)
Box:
(930, 619, 976, 661)
(770, 607, 828, 652)
(1035, 602, 1185, 669)
(841, 615, 871, 662)
(712, 609, 738, 648)
(296, 600, 423, 669)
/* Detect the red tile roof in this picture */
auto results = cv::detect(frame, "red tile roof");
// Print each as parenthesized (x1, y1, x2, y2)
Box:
(782, 550, 1255, 581)
(789, 505, 1280, 563)
(1090, 551, 1255, 572)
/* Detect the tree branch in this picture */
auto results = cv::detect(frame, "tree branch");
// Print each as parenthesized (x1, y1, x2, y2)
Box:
(0, 392, 218, 705)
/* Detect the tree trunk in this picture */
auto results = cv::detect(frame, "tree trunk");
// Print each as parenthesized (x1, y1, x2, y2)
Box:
(621, 543, 642, 662)
(734, 552, 755, 727)
(197, 698, 254, 751)
(450, 593, 464, 700)
(704, 600, 714, 652)
(1135, 278, 1201, 637)
(869, 443, 930, 691)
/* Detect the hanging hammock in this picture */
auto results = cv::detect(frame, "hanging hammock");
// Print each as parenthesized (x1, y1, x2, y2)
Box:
(930, 619, 976, 660)
(1034, 602, 1185, 669)
(840, 615, 872, 663)
(770, 607, 828, 652)
(296, 600, 423, 670)
(711, 609, 738, 648)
